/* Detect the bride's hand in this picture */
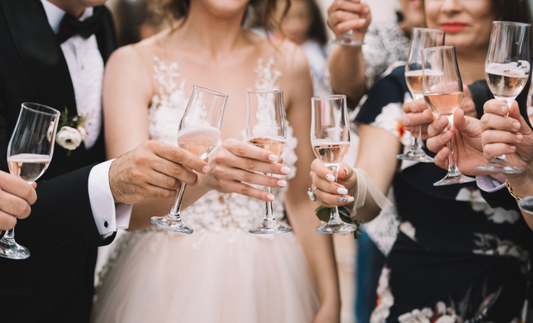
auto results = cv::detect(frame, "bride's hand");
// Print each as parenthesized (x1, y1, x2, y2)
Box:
(200, 138, 291, 201)
(310, 159, 355, 207)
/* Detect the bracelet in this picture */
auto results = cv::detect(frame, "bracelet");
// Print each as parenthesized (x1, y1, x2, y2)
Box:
(505, 179, 523, 201)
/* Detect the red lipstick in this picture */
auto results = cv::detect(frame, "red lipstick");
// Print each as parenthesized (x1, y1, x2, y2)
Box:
(441, 22, 467, 33)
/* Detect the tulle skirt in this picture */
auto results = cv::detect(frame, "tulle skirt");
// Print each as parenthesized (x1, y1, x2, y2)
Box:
(91, 229, 319, 323)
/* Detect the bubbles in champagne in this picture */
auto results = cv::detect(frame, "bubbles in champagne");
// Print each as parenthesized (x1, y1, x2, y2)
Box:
(178, 127, 220, 158)
(486, 61, 530, 98)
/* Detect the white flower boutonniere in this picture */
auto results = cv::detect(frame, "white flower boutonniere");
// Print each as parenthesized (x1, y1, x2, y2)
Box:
(56, 108, 88, 153)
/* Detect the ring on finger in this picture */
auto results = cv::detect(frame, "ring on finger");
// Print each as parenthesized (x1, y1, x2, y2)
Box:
(307, 187, 318, 202)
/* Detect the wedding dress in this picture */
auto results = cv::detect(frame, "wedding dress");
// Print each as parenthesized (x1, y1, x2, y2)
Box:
(91, 55, 319, 323)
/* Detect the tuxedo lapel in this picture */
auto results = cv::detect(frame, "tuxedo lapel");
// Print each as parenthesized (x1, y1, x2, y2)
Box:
(94, 5, 117, 63)
(0, 0, 77, 116)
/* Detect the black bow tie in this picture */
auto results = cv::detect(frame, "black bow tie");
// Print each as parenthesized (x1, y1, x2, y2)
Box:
(56, 8, 102, 44)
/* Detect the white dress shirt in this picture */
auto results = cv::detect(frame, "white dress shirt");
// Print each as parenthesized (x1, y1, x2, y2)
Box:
(41, 0, 131, 238)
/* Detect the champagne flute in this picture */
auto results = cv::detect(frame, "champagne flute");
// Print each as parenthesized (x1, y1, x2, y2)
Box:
(247, 90, 292, 234)
(422, 46, 475, 186)
(311, 95, 357, 234)
(398, 28, 445, 163)
(150, 85, 227, 234)
(476, 21, 531, 174)
(1, 102, 60, 260)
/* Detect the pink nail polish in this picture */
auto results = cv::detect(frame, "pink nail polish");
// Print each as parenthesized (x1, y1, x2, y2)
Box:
(202, 166, 210, 174)
(266, 193, 275, 201)
(280, 167, 290, 175)
(268, 154, 279, 162)
(277, 180, 287, 187)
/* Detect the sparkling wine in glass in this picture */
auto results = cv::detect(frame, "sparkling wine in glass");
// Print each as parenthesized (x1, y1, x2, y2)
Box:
(311, 95, 357, 234)
(150, 85, 227, 234)
(476, 21, 531, 174)
(398, 28, 445, 163)
(422, 46, 475, 186)
(246, 89, 292, 234)
(1, 102, 60, 260)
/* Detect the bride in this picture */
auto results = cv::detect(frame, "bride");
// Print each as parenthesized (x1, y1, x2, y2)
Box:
(91, 0, 340, 322)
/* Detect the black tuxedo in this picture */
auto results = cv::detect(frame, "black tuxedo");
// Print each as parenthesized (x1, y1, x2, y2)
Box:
(0, 1, 117, 322)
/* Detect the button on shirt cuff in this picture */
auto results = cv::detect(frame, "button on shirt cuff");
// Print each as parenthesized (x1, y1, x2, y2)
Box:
(88, 159, 133, 239)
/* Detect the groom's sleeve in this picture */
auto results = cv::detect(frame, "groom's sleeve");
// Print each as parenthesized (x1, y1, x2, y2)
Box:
(14, 165, 117, 254)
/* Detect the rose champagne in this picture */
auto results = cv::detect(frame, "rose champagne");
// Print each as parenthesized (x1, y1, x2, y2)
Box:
(312, 140, 351, 168)
(178, 127, 221, 159)
(486, 69, 529, 99)
(424, 92, 464, 117)
(248, 137, 286, 157)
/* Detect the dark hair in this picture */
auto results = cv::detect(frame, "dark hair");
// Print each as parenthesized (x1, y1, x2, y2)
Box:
(114, 0, 164, 46)
(147, 0, 289, 33)
(297, 0, 328, 46)
(491, 0, 532, 25)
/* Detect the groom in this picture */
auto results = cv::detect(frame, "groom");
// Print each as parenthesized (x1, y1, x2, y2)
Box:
(0, 0, 208, 322)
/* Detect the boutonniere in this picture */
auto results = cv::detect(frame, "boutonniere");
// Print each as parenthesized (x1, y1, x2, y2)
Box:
(56, 107, 88, 153)
(315, 205, 363, 239)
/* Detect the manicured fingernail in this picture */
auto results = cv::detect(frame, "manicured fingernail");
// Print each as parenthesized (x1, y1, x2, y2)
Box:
(513, 121, 520, 130)
(268, 154, 279, 162)
(347, 196, 354, 202)
(500, 105, 507, 113)
(338, 196, 349, 203)
(281, 167, 291, 174)
(202, 166, 210, 174)
(277, 180, 287, 187)
(337, 187, 348, 195)
(326, 174, 335, 182)
(266, 193, 275, 201)
(401, 116, 410, 126)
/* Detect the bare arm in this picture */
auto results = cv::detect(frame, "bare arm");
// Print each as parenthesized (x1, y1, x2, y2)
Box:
(327, 0, 371, 105)
(281, 43, 340, 322)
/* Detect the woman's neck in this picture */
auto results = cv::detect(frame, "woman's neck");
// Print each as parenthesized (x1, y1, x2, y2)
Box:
(172, 3, 249, 58)
(456, 48, 487, 85)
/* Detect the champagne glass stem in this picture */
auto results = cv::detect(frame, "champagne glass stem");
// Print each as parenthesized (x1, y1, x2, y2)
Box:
(326, 166, 343, 226)
(169, 182, 187, 218)
(414, 125, 423, 151)
(1, 228, 16, 244)
(263, 174, 275, 223)
(446, 129, 461, 177)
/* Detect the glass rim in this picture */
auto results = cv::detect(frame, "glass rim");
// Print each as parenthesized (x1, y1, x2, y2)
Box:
(247, 89, 283, 95)
(21, 102, 60, 117)
(422, 45, 455, 53)
(412, 27, 446, 34)
(191, 85, 228, 98)
(312, 94, 346, 101)
(492, 21, 531, 27)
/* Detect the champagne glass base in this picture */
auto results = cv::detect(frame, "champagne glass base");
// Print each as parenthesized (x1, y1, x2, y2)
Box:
(475, 159, 523, 174)
(0, 239, 30, 260)
(433, 174, 476, 186)
(150, 215, 193, 234)
(329, 38, 364, 46)
(396, 149, 434, 163)
(315, 222, 357, 234)
(249, 220, 292, 234)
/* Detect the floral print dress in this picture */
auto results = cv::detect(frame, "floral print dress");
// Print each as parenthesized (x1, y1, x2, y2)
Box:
(355, 64, 533, 323)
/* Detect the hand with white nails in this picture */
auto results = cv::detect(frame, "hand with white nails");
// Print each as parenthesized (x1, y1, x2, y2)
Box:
(310, 159, 356, 208)
(198, 138, 291, 202)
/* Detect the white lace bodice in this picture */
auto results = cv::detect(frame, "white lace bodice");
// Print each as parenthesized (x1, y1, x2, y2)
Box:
(148, 55, 298, 232)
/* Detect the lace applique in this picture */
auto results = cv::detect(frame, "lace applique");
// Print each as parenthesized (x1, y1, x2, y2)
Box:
(254, 56, 282, 90)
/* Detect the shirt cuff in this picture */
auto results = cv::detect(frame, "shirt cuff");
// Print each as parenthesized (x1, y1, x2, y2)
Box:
(476, 175, 505, 193)
(88, 159, 132, 239)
